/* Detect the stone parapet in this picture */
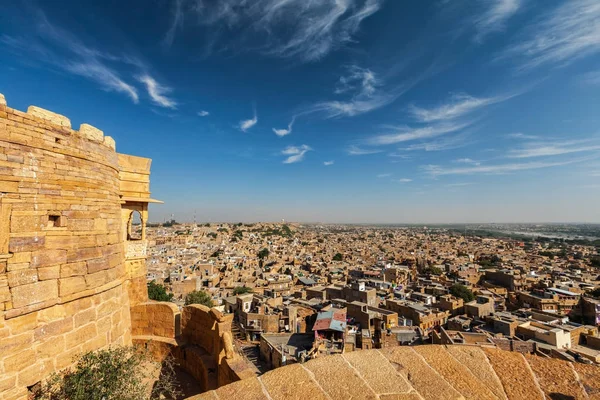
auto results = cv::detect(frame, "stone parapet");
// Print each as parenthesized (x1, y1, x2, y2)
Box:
(188, 345, 599, 400)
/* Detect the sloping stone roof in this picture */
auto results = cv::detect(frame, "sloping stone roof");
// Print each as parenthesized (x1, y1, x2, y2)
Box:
(189, 345, 600, 400)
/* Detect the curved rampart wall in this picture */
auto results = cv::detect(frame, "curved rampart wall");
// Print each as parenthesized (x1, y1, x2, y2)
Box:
(0, 95, 132, 400)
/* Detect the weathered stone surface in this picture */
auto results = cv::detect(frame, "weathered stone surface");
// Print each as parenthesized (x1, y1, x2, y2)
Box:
(524, 354, 587, 399)
(445, 346, 507, 400)
(0, 93, 6, 106)
(571, 362, 600, 399)
(483, 348, 544, 400)
(59, 276, 87, 296)
(414, 345, 497, 400)
(260, 363, 328, 400)
(7, 269, 38, 287)
(343, 350, 412, 395)
(27, 105, 71, 128)
(10, 280, 58, 308)
(212, 374, 268, 400)
(381, 347, 464, 400)
(304, 354, 377, 400)
(31, 249, 67, 268)
(104, 136, 116, 150)
(79, 123, 104, 143)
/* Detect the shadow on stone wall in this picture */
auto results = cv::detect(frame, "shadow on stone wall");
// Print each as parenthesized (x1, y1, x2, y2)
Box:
(130, 302, 256, 395)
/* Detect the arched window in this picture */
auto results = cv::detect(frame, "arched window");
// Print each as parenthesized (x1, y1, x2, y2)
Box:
(128, 210, 143, 240)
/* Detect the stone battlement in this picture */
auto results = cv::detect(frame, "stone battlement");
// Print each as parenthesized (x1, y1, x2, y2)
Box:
(0, 93, 116, 153)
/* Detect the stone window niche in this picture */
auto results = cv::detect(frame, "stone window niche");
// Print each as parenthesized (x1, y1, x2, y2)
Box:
(47, 213, 65, 228)
(127, 210, 143, 241)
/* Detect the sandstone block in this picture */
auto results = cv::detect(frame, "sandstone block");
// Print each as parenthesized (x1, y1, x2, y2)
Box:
(103, 136, 116, 150)
(59, 276, 86, 296)
(36, 304, 67, 324)
(68, 247, 103, 263)
(10, 215, 43, 233)
(27, 106, 71, 128)
(8, 236, 45, 253)
(60, 262, 87, 278)
(0, 332, 33, 355)
(31, 249, 67, 268)
(37, 265, 60, 280)
(7, 269, 38, 288)
(17, 360, 54, 388)
(34, 335, 65, 359)
(65, 323, 97, 349)
(260, 364, 328, 400)
(87, 256, 110, 274)
(7, 312, 37, 335)
(0, 375, 16, 393)
(0, 93, 6, 106)
(74, 308, 97, 328)
(85, 270, 109, 289)
(4, 349, 35, 372)
(79, 123, 104, 143)
(10, 280, 58, 309)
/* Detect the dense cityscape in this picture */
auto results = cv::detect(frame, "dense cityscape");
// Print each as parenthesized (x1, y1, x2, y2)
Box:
(143, 221, 600, 371)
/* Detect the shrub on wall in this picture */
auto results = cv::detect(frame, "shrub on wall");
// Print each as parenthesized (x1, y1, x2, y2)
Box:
(184, 290, 214, 307)
(33, 346, 180, 400)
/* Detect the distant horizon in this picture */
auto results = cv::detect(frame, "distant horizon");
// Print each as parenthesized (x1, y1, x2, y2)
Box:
(146, 218, 600, 226)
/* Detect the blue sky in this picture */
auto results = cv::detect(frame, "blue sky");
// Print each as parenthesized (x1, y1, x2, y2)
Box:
(1, 0, 600, 223)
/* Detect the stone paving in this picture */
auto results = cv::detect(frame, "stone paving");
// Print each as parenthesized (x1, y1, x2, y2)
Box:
(189, 345, 599, 400)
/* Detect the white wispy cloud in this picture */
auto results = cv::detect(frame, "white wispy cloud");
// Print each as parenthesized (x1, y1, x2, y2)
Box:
(239, 106, 258, 132)
(423, 158, 583, 176)
(198, 110, 210, 117)
(503, 0, 600, 71)
(137, 74, 177, 109)
(1, 11, 141, 103)
(401, 132, 473, 152)
(324, 160, 335, 166)
(335, 65, 379, 97)
(163, 0, 184, 47)
(183, 0, 383, 62)
(581, 70, 600, 85)
(367, 122, 469, 146)
(305, 65, 402, 118)
(377, 173, 392, 178)
(474, 0, 522, 41)
(507, 139, 600, 158)
(409, 93, 510, 123)
(273, 117, 295, 137)
(506, 133, 539, 140)
(454, 158, 481, 166)
(395, 178, 412, 183)
(347, 145, 383, 156)
(282, 145, 312, 164)
(66, 61, 139, 103)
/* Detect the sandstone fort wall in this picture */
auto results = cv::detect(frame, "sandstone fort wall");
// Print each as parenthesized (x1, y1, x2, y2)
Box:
(0, 95, 133, 399)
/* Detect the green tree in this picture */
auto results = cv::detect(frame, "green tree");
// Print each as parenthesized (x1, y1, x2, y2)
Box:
(34, 346, 180, 400)
(449, 284, 475, 302)
(257, 248, 270, 260)
(332, 253, 343, 262)
(184, 290, 214, 307)
(233, 286, 253, 295)
(147, 281, 173, 302)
